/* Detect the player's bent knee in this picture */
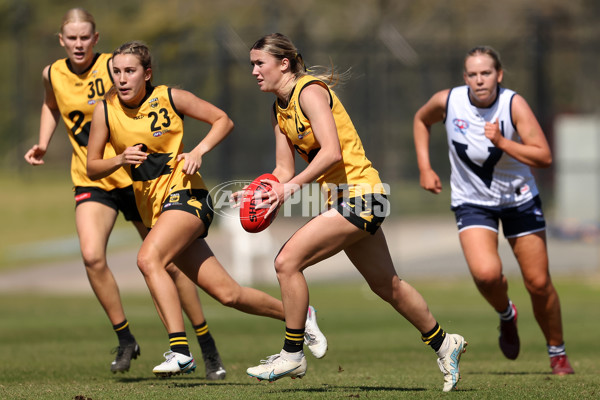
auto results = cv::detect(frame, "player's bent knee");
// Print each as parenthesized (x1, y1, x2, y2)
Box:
(367, 277, 397, 303)
(525, 276, 553, 296)
(212, 289, 239, 308)
(80, 250, 107, 271)
(136, 251, 157, 276)
(273, 251, 301, 278)
(472, 271, 502, 289)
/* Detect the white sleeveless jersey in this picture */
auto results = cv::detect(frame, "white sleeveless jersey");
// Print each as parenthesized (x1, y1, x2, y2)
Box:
(444, 85, 538, 208)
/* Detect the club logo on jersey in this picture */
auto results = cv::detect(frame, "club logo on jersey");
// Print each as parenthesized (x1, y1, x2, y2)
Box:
(169, 193, 180, 203)
(148, 97, 159, 108)
(453, 118, 469, 135)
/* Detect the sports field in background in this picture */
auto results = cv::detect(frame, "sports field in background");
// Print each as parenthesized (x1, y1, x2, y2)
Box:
(1, 279, 598, 399)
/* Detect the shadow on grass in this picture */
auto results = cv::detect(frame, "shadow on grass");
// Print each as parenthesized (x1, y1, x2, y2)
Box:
(277, 385, 429, 393)
(111, 372, 488, 397)
(115, 378, 449, 393)
(468, 370, 550, 376)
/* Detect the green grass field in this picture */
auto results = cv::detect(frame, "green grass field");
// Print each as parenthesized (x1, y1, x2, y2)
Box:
(1, 279, 598, 399)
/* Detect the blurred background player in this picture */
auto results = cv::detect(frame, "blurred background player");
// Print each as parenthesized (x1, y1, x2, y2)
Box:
(87, 40, 327, 377)
(413, 45, 574, 375)
(243, 33, 466, 392)
(23, 8, 226, 379)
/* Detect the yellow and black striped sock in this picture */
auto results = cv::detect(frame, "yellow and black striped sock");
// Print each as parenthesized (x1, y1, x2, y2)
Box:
(194, 321, 217, 356)
(169, 332, 190, 356)
(113, 320, 135, 346)
(283, 327, 304, 353)
(421, 322, 446, 352)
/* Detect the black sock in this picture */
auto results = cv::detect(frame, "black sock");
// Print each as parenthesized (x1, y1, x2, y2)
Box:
(194, 321, 217, 356)
(421, 322, 446, 352)
(113, 320, 135, 346)
(283, 327, 304, 353)
(169, 332, 191, 357)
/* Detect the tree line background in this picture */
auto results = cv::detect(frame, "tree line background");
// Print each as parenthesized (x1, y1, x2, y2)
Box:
(1, 0, 599, 213)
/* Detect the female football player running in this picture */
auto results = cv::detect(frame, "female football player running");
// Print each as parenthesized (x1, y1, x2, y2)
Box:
(413, 45, 573, 375)
(243, 33, 467, 392)
(87, 40, 327, 377)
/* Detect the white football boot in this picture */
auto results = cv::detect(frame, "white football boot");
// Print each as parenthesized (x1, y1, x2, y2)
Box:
(247, 351, 307, 382)
(436, 333, 467, 392)
(152, 351, 196, 377)
(304, 305, 328, 359)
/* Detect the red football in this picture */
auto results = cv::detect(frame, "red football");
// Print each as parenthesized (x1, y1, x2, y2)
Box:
(240, 173, 280, 233)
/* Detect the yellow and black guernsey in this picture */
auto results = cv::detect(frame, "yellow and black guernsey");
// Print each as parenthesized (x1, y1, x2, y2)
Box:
(49, 52, 131, 190)
(103, 85, 208, 228)
(275, 75, 385, 203)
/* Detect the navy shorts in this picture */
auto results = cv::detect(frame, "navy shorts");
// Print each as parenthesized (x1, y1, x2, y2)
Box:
(332, 193, 389, 234)
(161, 189, 214, 239)
(74, 186, 141, 222)
(452, 195, 546, 238)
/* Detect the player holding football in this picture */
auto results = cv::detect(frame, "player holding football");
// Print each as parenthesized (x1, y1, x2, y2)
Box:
(23, 8, 227, 379)
(87, 40, 327, 377)
(243, 33, 467, 392)
(413, 45, 573, 375)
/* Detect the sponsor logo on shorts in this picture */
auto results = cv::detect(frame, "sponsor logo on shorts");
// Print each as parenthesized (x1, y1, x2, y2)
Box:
(187, 197, 203, 210)
(75, 192, 92, 202)
(360, 209, 374, 222)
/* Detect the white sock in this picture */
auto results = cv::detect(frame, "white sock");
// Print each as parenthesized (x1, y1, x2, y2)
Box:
(548, 344, 566, 357)
(436, 334, 451, 357)
(280, 349, 304, 362)
(499, 300, 515, 321)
